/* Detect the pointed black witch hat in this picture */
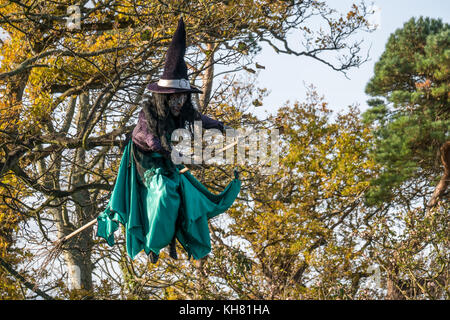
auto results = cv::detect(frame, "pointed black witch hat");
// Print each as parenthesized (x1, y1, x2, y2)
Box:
(147, 17, 203, 94)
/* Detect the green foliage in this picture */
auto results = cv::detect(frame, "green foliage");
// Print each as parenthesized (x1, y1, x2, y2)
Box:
(363, 17, 450, 206)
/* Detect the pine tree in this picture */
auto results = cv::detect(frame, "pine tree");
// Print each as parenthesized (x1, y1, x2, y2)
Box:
(363, 17, 449, 207)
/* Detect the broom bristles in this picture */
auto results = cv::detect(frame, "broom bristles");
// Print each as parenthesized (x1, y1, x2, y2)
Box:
(36, 240, 65, 279)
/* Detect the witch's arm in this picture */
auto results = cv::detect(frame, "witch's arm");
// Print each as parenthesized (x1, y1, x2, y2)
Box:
(199, 113, 231, 132)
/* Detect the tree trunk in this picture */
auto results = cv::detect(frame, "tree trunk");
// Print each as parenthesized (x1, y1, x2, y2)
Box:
(198, 43, 216, 112)
(385, 256, 406, 300)
(63, 91, 95, 292)
(386, 274, 406, 300)
(427, 141, 450, 209)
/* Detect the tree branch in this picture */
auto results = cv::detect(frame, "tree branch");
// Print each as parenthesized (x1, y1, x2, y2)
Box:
(0, 256, 53, 300)
(427, 141, 450, 209)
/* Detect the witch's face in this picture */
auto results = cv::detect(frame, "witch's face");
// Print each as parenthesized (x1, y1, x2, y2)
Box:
(168, 93, 188, 116)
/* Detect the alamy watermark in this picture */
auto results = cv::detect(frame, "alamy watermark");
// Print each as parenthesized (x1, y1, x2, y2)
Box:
(367, 264, 382, 288)
(171, 122, 280, 175)
(66, 5, 81, 30)
(367, 4, 382, 30)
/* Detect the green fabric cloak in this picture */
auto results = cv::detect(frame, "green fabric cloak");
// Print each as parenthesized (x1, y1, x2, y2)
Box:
(96, 139, 241, 260)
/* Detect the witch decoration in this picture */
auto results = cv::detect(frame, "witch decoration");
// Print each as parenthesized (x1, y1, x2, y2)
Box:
(96, 18, 241, 263)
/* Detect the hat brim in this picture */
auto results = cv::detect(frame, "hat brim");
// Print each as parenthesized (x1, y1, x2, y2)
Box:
(147, 82, 203, 94)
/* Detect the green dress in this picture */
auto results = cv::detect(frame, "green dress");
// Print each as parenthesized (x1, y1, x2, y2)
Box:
(96, 139, 241, 260)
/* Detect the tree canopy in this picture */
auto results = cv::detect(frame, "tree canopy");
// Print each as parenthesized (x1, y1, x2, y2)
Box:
(1, 2, 448, 300)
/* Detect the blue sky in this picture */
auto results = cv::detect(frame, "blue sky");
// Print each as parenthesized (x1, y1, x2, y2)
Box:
(246, 0, 450, 119)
